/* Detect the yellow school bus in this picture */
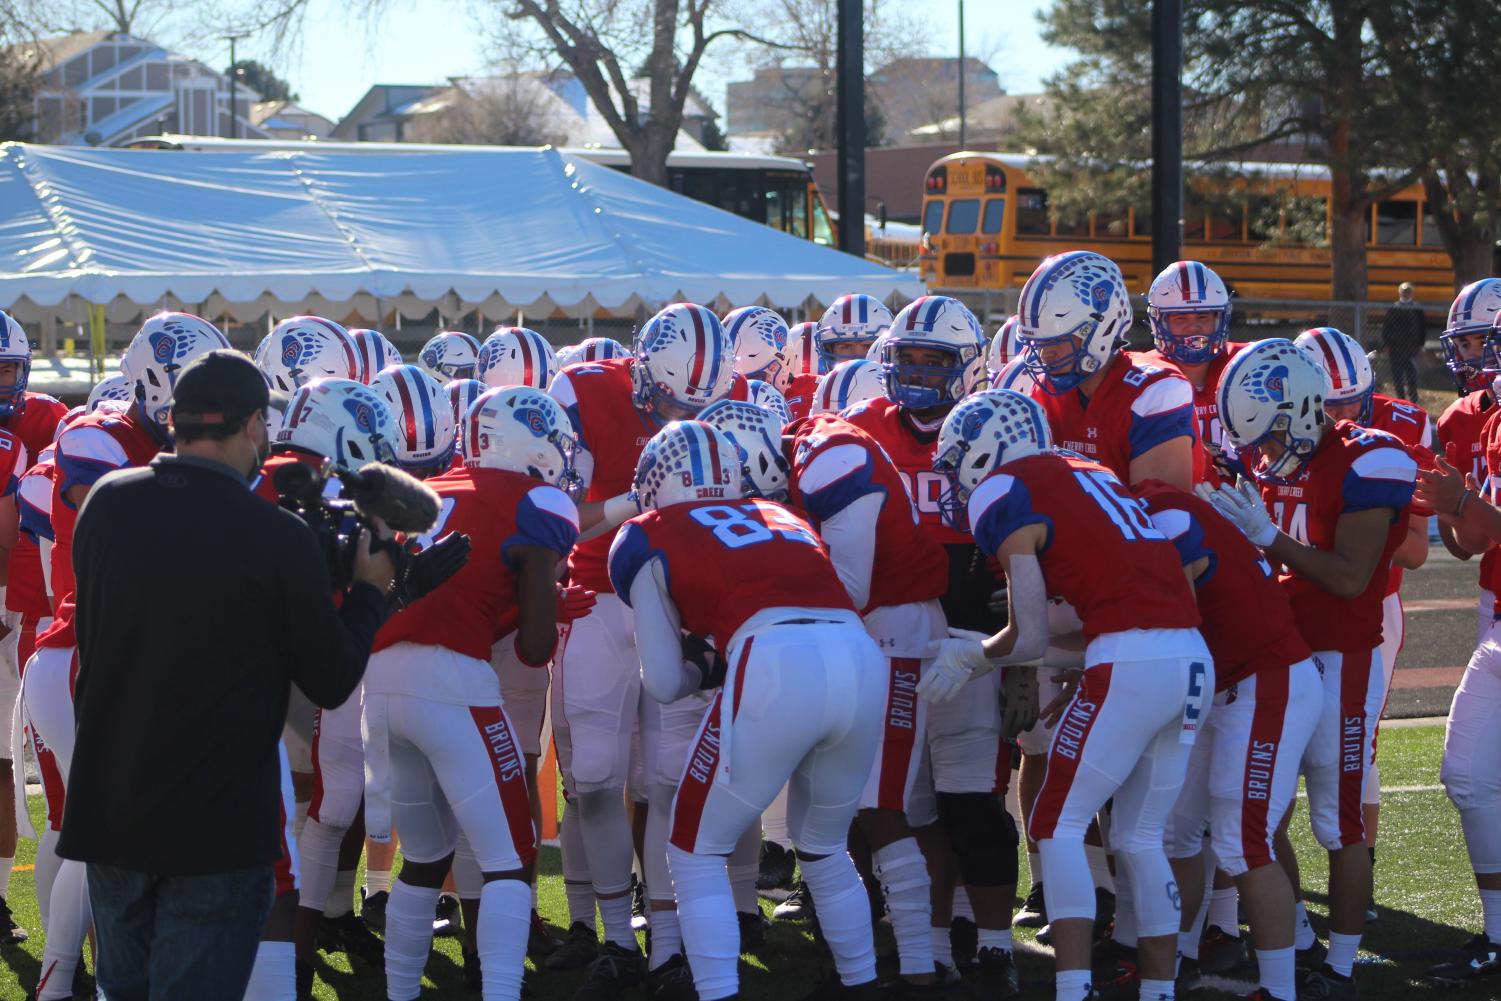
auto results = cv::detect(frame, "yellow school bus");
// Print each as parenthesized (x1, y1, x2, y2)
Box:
(918, 151, 1457, 300)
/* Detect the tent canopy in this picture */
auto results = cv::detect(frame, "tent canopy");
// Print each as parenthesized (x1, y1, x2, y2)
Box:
(0, 143, 923, 323)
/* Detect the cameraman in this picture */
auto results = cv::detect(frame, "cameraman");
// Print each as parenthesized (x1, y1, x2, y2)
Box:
(59, 351, 395, 1000)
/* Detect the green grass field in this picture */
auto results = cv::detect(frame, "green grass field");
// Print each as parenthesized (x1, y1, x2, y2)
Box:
(0, 724, 1481, 999)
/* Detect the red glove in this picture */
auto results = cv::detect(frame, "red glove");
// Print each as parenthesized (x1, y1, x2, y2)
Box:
(556, 584, 598, 625)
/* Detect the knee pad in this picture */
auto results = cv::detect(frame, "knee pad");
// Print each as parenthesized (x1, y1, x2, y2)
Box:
(1441, 754, 1500, 813)
(936, 792, 1018, 888)
(1114, 848, 1181, 939)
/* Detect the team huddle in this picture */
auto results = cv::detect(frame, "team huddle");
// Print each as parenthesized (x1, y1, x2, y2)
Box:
(2, 248, 1501, 1001)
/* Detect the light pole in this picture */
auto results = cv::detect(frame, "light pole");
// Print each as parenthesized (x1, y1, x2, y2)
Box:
(957, 0, 966, 149)
(223, 33, 247, 139)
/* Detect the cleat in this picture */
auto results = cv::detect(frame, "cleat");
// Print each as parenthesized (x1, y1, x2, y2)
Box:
(757, 841, 796, 892)
(886, 977, 950, 1000)
(1364, 899, 1377, 923)
(773, 878, 814, 920)
(738, 910, 768, 952)
(1424, 933, 1501, 986)
(1014, 882, 1047, 929)
(463, 946, 482, 992)
(573, 941, 646, 1001)
(1176, 955, 1201, 995)
(1091, 939, 1138, 992)
(434, 892, 462, 937)
(1296, 938, 1327, 973)
(1093, 887, 1116, 941)
(359, 888, 388, 932)
(975, 946, 1021, 1000)
(933, 963, 962, 987)
(950, 916, 977, 975)
(318, 911, 385, 969)
(529, 910, 561, 960)
(1300, 963, 1358, 999)
(646, 953, 699, 1001)
(0, 897, 26, 944)
(296, 958, 315, 1001)
(1199, 924, 1247, 975)
(632, 879, 649, 931)
(547, 921, 600, 971)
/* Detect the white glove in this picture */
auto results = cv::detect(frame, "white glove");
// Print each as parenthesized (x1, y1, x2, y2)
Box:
(1195, 478, 1278, 548)
(917, 628, 995, 704)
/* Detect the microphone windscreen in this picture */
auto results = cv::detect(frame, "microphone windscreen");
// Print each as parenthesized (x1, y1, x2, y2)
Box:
(345, 463, 442, 534)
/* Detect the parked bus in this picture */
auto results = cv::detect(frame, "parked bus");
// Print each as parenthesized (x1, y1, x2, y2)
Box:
(126, 135, 836, 246)
(918, 151, 1457, 300)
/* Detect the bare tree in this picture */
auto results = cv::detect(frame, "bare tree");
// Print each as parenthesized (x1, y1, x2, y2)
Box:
(407, 74, 573, 146)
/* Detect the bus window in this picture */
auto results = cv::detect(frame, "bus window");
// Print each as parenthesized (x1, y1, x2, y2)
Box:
(982, 198, 1005, 234)
(1131, 209, 1152, 239)
(1094, 210, 1128, 238)
(811, 190, 834, 245)
(1284, 196, 1328, 245)
(1016, 189, 1050, 236)
(1420, 203, 1442, 248)
(947, 199, 981, 234)
(1377, 200, 1417, 246)
(1055, 215, 1088, 237)
(922, 199, 944, 237)
(1206, 204, 1242, 242)
(1247, 196, 1280, 242)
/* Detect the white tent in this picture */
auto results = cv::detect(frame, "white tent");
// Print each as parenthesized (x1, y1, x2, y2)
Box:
(0, 143, 922, 325)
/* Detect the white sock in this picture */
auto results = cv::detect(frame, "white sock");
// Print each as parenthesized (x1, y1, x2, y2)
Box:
(561, 798, 596, 926)
(953, 885, 974, 922)
(565, 881, 596, 928)
(365, 868, 392, 897)
(479, 879, 531, 1001)
(977, 927, 1012, 953)
(294, 818, 344, 913)
(649, 906, 682, 970)
(1256, 945, 1297, 1000)
(385, 881, 441, 1001)
(37, 860, 89, 1000)
(1113, 863, 1138, 949)
(1055, 968, 1093, 1001)
(931, 925, 954, 968)
(0, 856, 12, 898)
(668, 845, 739, 1000)
(729, 824, 761, 915)
(325, 868, 356, 918)
(242, 940, 296, 1001)
(1327, 930, 1361, 977)
(576, 788, 636, 947)
(1139, 978, 1176, 1000)
(598, 893, 638, 950)
(34, 830, 60, 930)
(872, 838, 933, 977)
(1086, 843, 1114, 892)
(799, 852, 877, 986)
(1483, 888, 1501, 943)
(1179, 929, 1200, 961)
(1207, 886, 1240, 936)
(1294, 901, 1316, 950)
(1027, 851, 1040, 887)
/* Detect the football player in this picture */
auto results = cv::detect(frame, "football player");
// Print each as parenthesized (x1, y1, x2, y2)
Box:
(1203, 339, 1417, 998)
(783, 321, 822, 422)
(348, 328, 402, 384)
(254, 316, 361, 393)
(478, 327, 561, 391)
(810, 359, 885, 416)
(368, 386, 579, 1001)
(927, 389, 1209, 1001)
(985, 315, 1022, 388)
(609, 420, 886, 1001)
(816, 294, 894, 369)
(370, 364, 458, 477)
(419, 331, 483, 382)
(556, 337, 629, 369)
(727, 306, 792, 391)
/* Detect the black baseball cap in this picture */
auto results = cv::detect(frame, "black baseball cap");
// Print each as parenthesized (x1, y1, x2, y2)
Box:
(171, 350, 270, 430)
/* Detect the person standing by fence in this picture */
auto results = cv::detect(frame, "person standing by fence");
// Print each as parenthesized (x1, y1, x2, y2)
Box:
(1381, 282, 1428, 401)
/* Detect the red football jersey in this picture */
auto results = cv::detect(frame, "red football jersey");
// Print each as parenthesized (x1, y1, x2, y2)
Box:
(50, 408, 161, 610)
(1260, 421, 1416, 652)
(786, 413, 948, 613)
(1, 392, 67, 464)
(843, 395, 970, 546)
(375, 467, 579, 661)
(9, 447, 54, 619)
(1138, 343, 1247, 485)
(1365, 393, 1434, 595)
(551, 358, 747, 591)
(784, 373, 819, 422)
(1136, 480, 1311, 688)
(967, 452, 1201, 639)
(1033, 353, 1198, 484)
(609, 498, 855, 650)
(1438, 389, 1501, 600)
(250, 451, 328, 505)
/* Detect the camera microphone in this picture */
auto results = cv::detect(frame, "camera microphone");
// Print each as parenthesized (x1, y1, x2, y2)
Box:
(271, 460, 322, 507)
(336, 463, 442, 534)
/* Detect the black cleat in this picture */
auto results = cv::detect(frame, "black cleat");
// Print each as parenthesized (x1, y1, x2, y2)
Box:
(573, 941, 646, 1001)
(296, 958, 315, 1001)
(464, 946, 483, 992)
(738, 909, 768, 952)
(646, 952, 699, 1001)
(974, 946, 1021, 1000)
(773, 878, 814, 920)
(1091, 939, 1138, 994)
(1176, 955, 1202, 995)
(0, 896, 26, 944)
(950, 916, 977, 975)
(434, 892, 462, 937)
(757, 841, 796, 892)
(547, 920, 600, 971)
(1300, 963, 1357, 999)
(1425, 933, 1501, 986)
(1013, 883, 1046, 929)
(1198, 924, 1247, 975)
(1364, 898, 1378, 923)
(1295, 938, 1327, 973)
(632, 878, 649, 930)
(360, 887, 389, 932)
(529, 909, 561, 960)
(1093, 887, 1116, 941)
(318, 910, 385, 969)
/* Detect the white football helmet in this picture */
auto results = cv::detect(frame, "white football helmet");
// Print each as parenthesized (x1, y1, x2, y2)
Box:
(633, 420, 741, 510)
(1443, 279, 1501, 392)
(934, 389, 1054, 511)
(122, 312, 232, 437)
(348, 328, 402, 384)
(813, 359, 886, 415)
(986, 315, 1022, 385)
(418, 331, 483, 381)
(1146, 261, 1233, 365)
(631, 303, 735, 419)
(557, 337, 629, 368)
(1017, 251, 1133, 394)
(786, 321, 821, 378)
(699, 399, 790, 501)
(726, 306, 792, 392)
(0, 311, 31, 419)
(370, 364, 457, 474)
(87, 373, 133, 411)
(445, 378, 486, 427)
(880, 296, 986, 409)
(460, 385, 581, 494)
(746, 380, 791, 424)
(1295, 327, 1373, 423)
(265, 389, 290, 441)
(816, 294, 893, 368)
(477, 327, 560, 390)
(1218, 339, 1327, 482)
(866, 332, 891, 362)
(989, 356, 1040, 397)
(255, 316, 359, 393)
(275, 377, 398, 472)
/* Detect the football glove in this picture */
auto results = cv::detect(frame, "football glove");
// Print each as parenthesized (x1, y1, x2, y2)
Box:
(682, 633, 727, 690)
(387, 532, 472, 611)
(1195, 478, 1278, 548)
(917, 628, 995, 704)
(1000, 666, 1039, 739)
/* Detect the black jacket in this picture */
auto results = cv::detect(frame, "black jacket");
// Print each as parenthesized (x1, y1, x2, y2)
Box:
(1381, 300, 1428, 357)
(58, 454, 386, 874)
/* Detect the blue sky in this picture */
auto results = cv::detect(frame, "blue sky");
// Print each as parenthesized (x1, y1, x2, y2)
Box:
(201, 0, 1073, 124)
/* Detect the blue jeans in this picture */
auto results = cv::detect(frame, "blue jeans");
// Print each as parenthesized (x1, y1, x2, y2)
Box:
(86, 862, 274, 1001)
